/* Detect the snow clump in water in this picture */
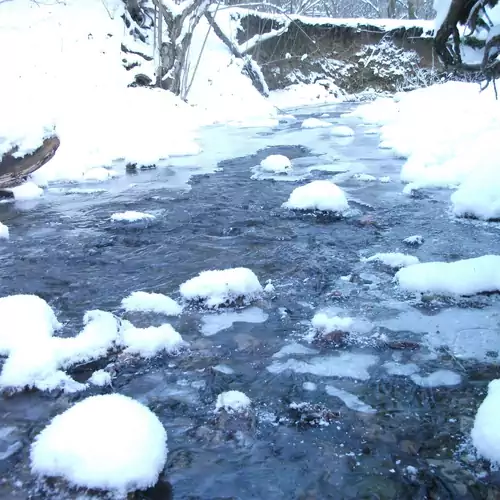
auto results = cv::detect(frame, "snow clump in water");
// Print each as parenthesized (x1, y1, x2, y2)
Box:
(121, 291, 183, 316)
(110, 211, 155, 222)
(179, 267, 263, 308)
(282, 180, 349, 213)
(362, 252, 420, 269)
(0, 222, 9, 240)
(215, 390, 251, 413)
(259, 154, 292, 173)
(301, 117, 331, 129)
(30, 394, 167, 496)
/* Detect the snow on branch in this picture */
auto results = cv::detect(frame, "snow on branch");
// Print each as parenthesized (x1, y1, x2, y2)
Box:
(238, 21, 290, 54)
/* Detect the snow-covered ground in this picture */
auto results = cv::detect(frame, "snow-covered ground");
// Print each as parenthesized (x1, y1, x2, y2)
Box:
(349, 81, 500, 220)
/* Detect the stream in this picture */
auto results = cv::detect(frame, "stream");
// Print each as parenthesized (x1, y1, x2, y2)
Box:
(1, 102, 500, 499)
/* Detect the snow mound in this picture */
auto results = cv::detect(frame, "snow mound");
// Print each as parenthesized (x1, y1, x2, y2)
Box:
(30, 394, 167, 495)
(121, 291, 182, 316)
(111, 211, 155, 222)
(353, 173, 376, 181)
(411, 370, 461, 387)
(301, 117, 331, 129)
(88, 370, 112, 387)
(362, 252, 420, 269)
(259, 154, 292, 173)
(311, 313, 353, 334)
(10, 182, 44, 200)
(330, 125, 355, 137)
(472, 379, 500, 464)
(215, 390, 251, 413)
(0, 222, 9, 240)
(451, 174, 500, 220)
(0, 295, 61, 355)
(282, 180, 349, 212)
(395, 255, 500, 296)
(403, 234, 424, 245)
(179, 268, 263, 308)
(121, 322, 186, 358)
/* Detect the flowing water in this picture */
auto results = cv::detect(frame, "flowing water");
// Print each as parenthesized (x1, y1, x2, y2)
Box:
(1, 103, 500, 499)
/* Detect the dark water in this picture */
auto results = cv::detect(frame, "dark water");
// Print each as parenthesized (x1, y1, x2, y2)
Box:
(1, 103, 500, 499)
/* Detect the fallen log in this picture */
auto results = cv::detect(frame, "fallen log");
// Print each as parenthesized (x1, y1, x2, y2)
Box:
(0, 136, 60, 189)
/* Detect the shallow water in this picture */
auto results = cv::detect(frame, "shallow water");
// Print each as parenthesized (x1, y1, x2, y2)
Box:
(1, 102, 500, 499)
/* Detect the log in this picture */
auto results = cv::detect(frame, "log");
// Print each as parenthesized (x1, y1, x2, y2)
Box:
(0, 136, 60, 189)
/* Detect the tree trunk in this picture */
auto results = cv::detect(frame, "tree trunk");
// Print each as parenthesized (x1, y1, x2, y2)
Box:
(408, 0, 416, 19)
(387, 0, 396, 18)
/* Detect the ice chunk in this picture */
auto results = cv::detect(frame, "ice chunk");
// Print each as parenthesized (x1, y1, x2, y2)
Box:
(301, 118, 331, 129)
(282, 180, 349, 212)
(30, 394, 167, 495)
(272, 342, 318, 358)
(353, 173, 376, 181)
(411, 370, 461, 387)
(471, 379, 500, 464)
(201, 307, 268, 336)
(330, 125, 355, 137)
(88, 370, 112, 387)
(121, 291, 182, 316)
(110, 211, 155, 222)
(267, 353, 378, 381)
(259, 154, 292, 173)
(0, 222, 9, 240)
(325, 385, 376, 414)
(384, 361, 420, 376)
(213, 364, 235, 375)
(362, 252, 420, 269)
(215, 390, 251, 413)
(180, 267, 263, 308)
(121, 322, 186, 358)
(0, 295, 61, 355)
(395, 255, 500, 295)
(303, 381, 317, 391)
(10, 181, 43, 200)
(379, 176, 391, 183)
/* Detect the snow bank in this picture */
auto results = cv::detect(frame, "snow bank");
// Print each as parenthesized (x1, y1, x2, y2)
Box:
(362, 252, 420, 269)
(472, 379, 500, 464)
(260, 154, 292, 173)
(10, 182, 44, 200)
(0, 222, 9, 240)
(268, 82, 343, 109)
(215, 390, 251, 413)
(180, 268, 263, 308)
(301, 118, 332, 129)
(282, 180, 349, 212)
(395, 255, 500, 296)
(111, 211, 155, 222)
(30, 394, 167, 495)
(349, 82, 500, 219)
(121, 291, 183, 316)
(121, 322, 186, 358)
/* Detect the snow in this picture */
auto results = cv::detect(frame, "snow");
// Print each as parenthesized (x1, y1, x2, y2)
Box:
(259, 155, 292, 173)
(88, 370, 112, 387)
(10, 182, 44, 201)
(411, 370, 461, 387)
(0, 222, 9, 240)
(0, 295, 61, 355)
(471, 379, 500, 465)
(433, 0, 453, 31)
(282, 180, 349, 212)
(111, 211, 155, 222)
(180, 268, 263, 308)
(311, 313, 353, 334)
(267, 353, 378, 381)
(121, 322, 186, 358)
(30, 394, 167, 495)
(395, 255, 500, 296)
(348, 82, 500, 219)
(268, 82, 343, 109)
(325, 385, 376, 414)
(121, 291, 183, 316)
(403, 234, 424, 245)
(362, 252, 420, 269)
(215, 390, 251, 413)
(330, 125, 355, 137)
(301, 118, 332, 129)
(200, 307, 268, 336)
(353, 173, 377, 181)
